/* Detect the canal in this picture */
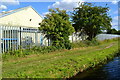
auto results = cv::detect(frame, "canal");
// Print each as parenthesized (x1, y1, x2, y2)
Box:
(71, 55, 120, 80)
(69, 34, 120, 79)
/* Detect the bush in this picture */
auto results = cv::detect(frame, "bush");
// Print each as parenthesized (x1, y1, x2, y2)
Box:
(72, 38, 100, 48)
(3, 45, 62, 58)
(3, 38, 118, 58)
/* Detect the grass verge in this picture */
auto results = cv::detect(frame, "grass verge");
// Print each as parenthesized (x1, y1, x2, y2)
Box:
(2, 38, 120, 78)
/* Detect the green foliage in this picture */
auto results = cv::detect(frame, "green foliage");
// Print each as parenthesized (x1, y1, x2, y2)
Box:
(72, 2, 112, 40)
(83, 39, 99, 46)
(107, 28, 120, 35)
(117, 30, 120, 35)
(39, 8, 75, 49)
(72, 38, 100, 48)
(3, 40, 119, 78)
(3, 49, 33, 59)
(3, 46, 59, 59)
(3, 38, 119, 60)
(31, 46, 60, 54)
(3, 39, 99, 58)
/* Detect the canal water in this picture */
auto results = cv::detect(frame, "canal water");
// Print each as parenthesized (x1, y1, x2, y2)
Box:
(70, 34, 120, 80)
(71, 56, 120, 80)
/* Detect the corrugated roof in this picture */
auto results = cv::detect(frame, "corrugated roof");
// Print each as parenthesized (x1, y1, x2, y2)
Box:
(0, 6, 42, 18)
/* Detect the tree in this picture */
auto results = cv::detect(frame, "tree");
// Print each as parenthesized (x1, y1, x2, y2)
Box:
(72, 2, 112, 40)
(107, 28, 120, 35)
(107, 28, 117, 34)
(117, 30, 120, 35)
(39, 8, 75, 49)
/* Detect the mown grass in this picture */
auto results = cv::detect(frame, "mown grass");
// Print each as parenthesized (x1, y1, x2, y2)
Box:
(2, 38, 120, 78)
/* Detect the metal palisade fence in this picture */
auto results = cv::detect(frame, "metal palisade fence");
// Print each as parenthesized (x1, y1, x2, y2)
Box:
(0, 25, 48, 53)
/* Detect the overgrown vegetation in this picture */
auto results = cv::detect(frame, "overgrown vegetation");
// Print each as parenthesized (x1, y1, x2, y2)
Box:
(107, 28, 120, 35)
(72, 38, 100, 48)
(39, 8, 75, 49)
(2, 2, 119, 78)
(2, 40, 95, 59)
(3, 38, 119, 60)
(37, 2, 113, 51)
(2, 38, 98, 59)
(3, 38, 119, 78)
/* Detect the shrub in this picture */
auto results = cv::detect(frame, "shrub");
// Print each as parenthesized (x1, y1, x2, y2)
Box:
(3, 38, 118, 58)
(3, 45, 62, 58)
(72, 38, 100, 48)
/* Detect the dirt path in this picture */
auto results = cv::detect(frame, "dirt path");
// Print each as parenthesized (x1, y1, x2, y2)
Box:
(105, 43, 115, 49)
(3, 41, 118, 78)
(96, 43, 115, 50)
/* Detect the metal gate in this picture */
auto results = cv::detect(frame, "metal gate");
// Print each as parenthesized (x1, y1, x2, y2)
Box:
(0, 25, 48, 53)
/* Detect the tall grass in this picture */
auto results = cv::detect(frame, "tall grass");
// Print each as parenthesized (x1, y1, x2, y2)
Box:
(2, 39, 119, 78)
(2, 37, 119, 60)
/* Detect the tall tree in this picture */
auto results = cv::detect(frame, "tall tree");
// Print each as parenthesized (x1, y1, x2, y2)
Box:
(72, 2, 112, 40)
(39, 8, 75, 49)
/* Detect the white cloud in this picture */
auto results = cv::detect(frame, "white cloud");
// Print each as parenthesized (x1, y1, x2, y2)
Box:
(112, 0, 118, 4)
(108, 9, 111, 12)
(112, 16, 118, 26)
(112, 21, 118, 26)
(0, 5, 7, 10)
(111, 21, 118, 29)
(42, 12, 50, 17)
(62, 0, 84, 2)
(111, 16, 119, 30)
(48, 0, 84, 11)
(0, 0, 19, 12)
(0, 0, 19, 5)
(43, 12, 50, 15)
(113, 16, 118, 21)
(40, 12, 51, 18)
(113, 10, 118, 14)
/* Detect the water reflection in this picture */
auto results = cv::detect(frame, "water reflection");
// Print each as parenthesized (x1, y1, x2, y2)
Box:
(71, 56, 120, 80)
(103, 56, 120, 80)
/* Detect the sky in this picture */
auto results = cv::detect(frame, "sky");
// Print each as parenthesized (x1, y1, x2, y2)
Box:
(0, 0, 119, 30)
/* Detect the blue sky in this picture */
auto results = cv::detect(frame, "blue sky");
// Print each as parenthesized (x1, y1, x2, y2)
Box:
(2, 2, 54, 15)
(0, 0, 119, 30)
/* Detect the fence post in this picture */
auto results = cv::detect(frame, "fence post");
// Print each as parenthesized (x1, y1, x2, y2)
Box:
(0, 26, 2, 53)
(35, 32, 38, 46)
(20, 27, 21, 47)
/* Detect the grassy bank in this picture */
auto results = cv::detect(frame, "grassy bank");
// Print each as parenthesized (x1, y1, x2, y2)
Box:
(2, 38, 100, 59)
(3, 38, 120, 78)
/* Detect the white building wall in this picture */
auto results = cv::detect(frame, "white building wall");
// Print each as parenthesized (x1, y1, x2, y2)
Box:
(0, 7, 42, 28)
(0, 6, 84, 52)
(69, 33, 82, 42)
